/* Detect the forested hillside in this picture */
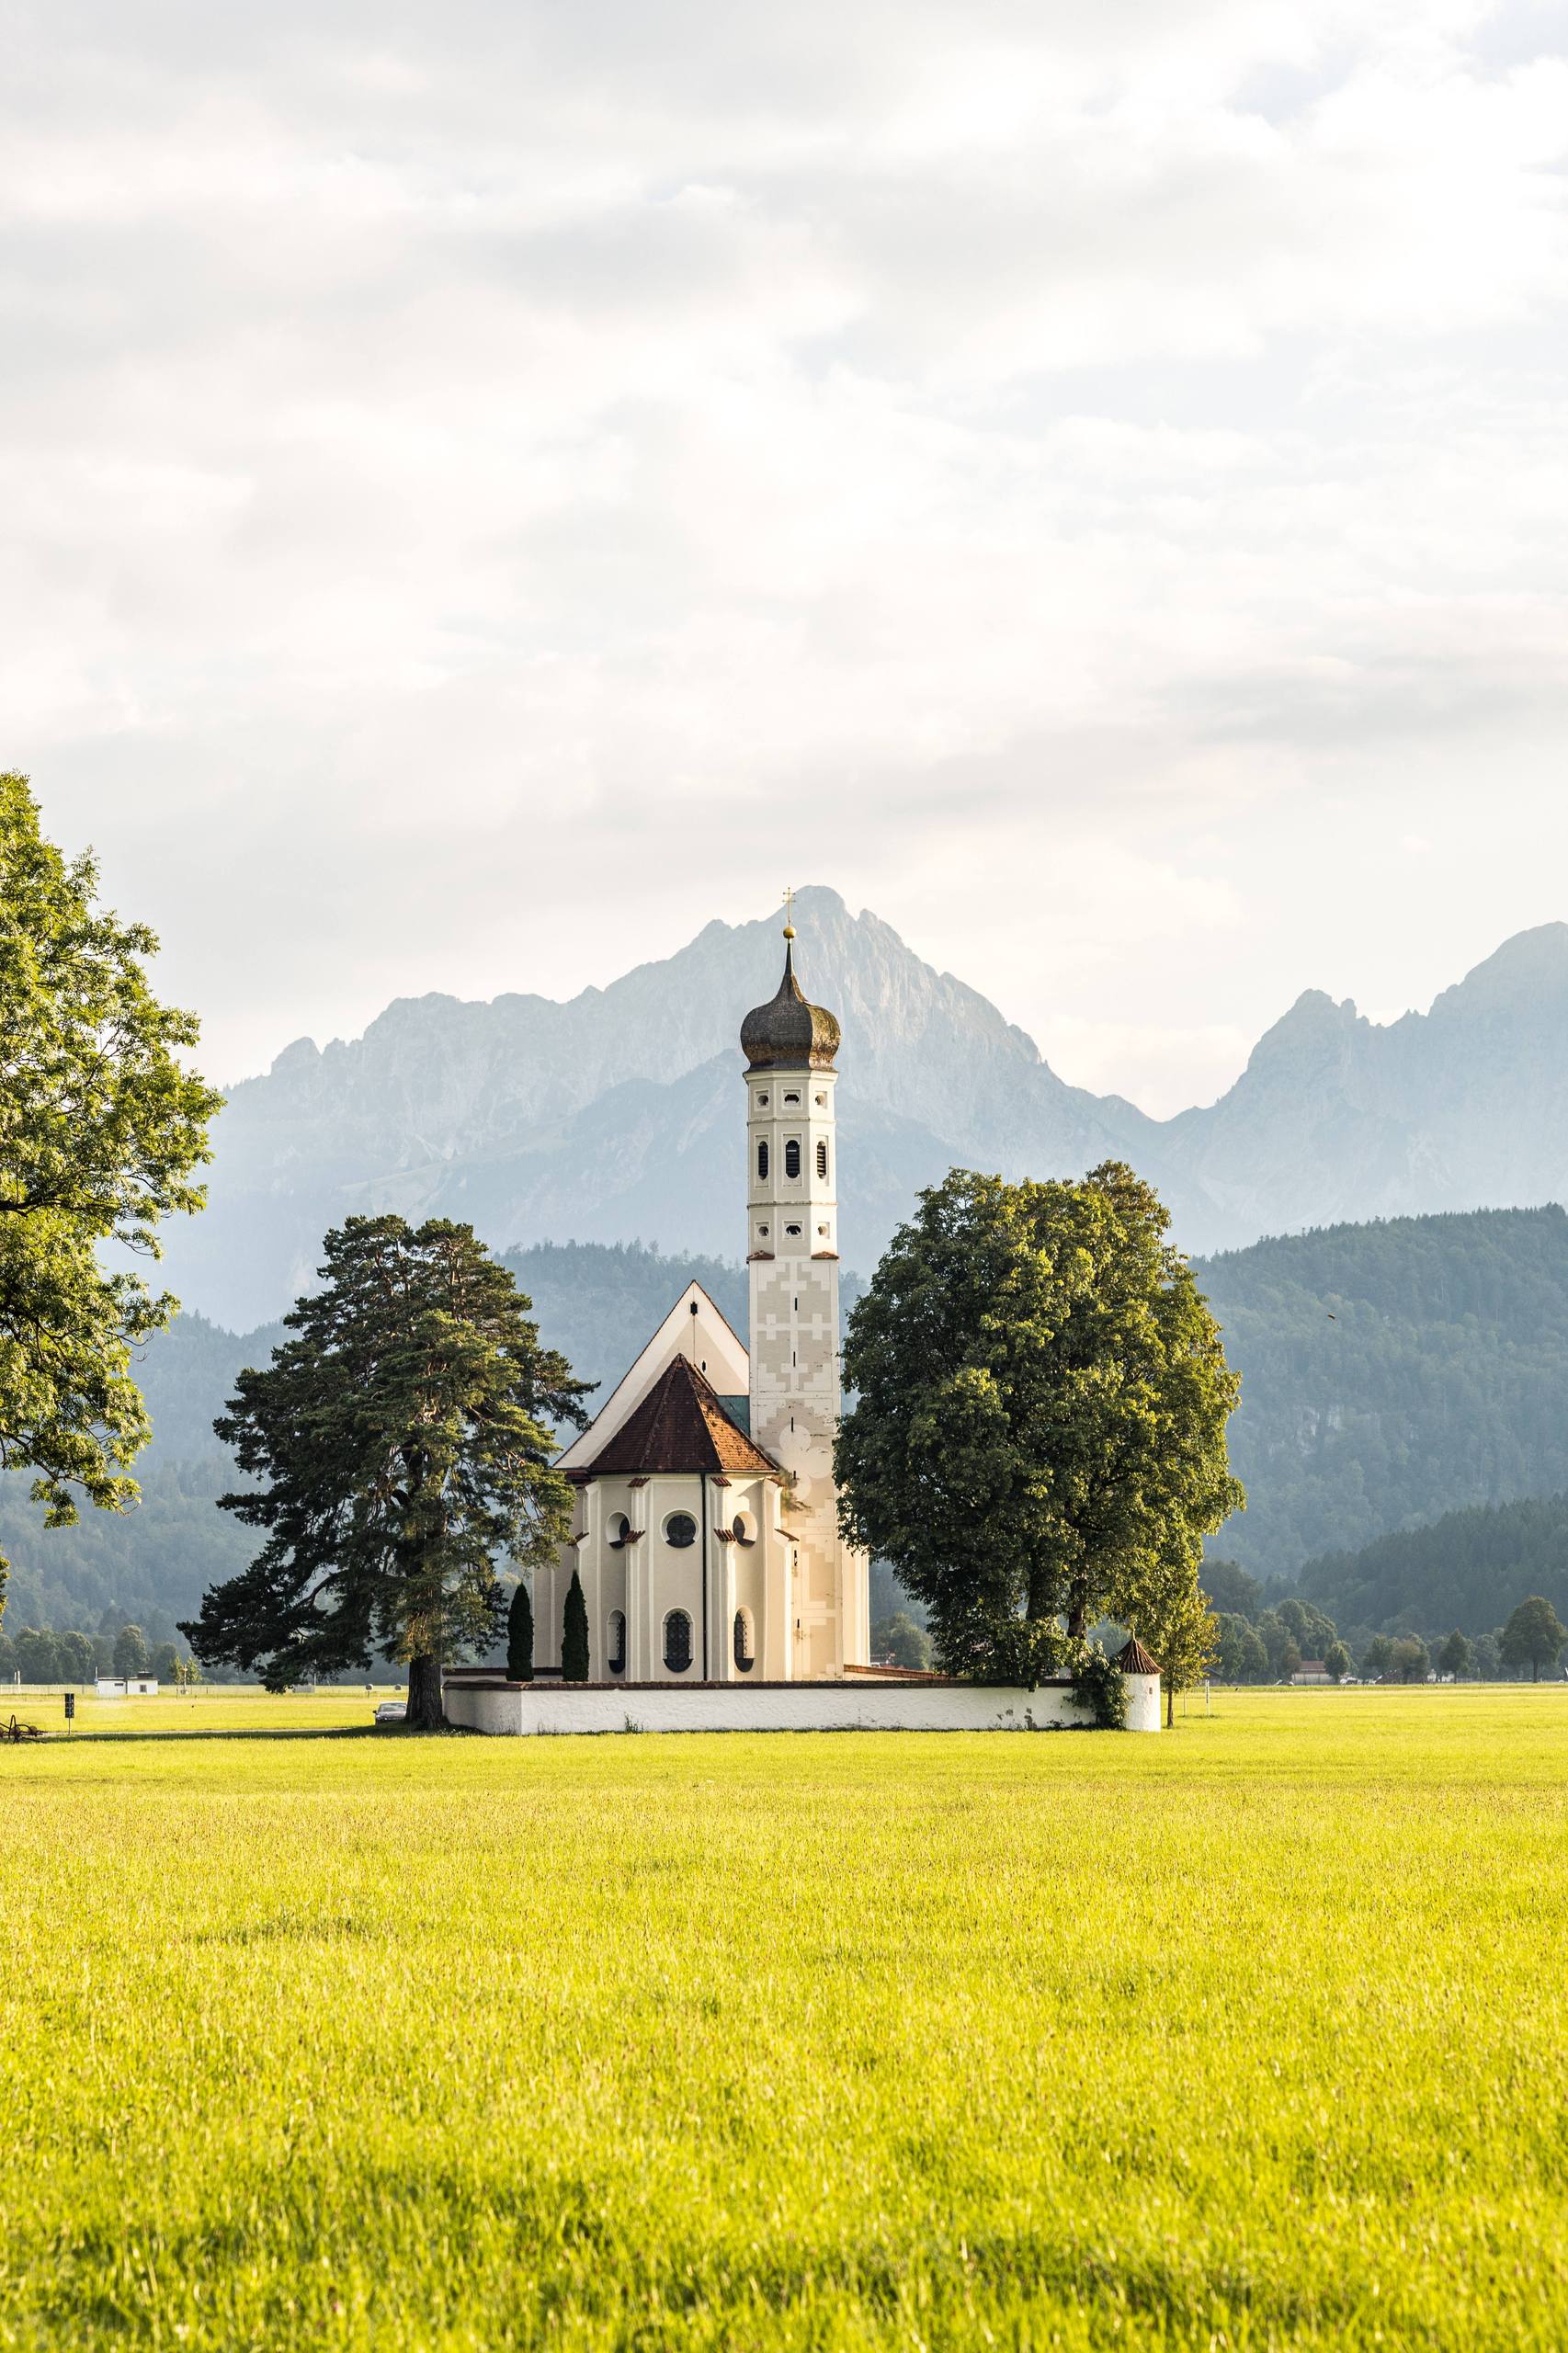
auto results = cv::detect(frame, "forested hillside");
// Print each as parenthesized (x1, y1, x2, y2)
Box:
(1294, 1495, 1568, 1637)
(1195, 1205, 1568, 1576)
(9, 1210, 1568, 1638)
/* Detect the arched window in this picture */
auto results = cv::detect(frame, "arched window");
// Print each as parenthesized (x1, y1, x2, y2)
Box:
(733, 1609, 755, 1673)
(664, 1512, 697, 1549)
(664, 1610, 693, 1674)
(606, 1512, 630, 1548)
(608, 1611, 626, 1675)
(784, 1139, 801, 1178)
(815, 1140, 828, 1180)
(756, 1141, 769, 1181)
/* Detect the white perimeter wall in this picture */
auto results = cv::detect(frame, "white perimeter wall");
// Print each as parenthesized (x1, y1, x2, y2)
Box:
(444, 1674, 1161, 1735)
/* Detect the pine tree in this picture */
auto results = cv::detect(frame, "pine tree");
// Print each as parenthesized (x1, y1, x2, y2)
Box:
(562, 1570, 590, 1682)
(506, 1579, 534, 1682)
(180, 1216, 590, 1728)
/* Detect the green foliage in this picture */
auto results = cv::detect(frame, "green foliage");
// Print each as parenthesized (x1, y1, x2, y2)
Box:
(1499, 1595, 1568, 1681)
(112, 1623, 149, 1677)
(0, 775, 221, 1617)
(836, 1165, 1242, 1677)
(506, 1580, 535, 1682)
(1201, 1558, 1263, 1619)
(1437, 1629, 1471, 1679)
(181, 1217, 590, 1724)
(562, 1570, 590, 1682)
(1068, 1640, 1129, 1729)
(1214, 1611, 1270, 1682)
(1361, 1633, 1394, 1680)
(1198, 1205, 1568, 1574)
(1324, 1641, 1353, 1683)
(1391, 1634, 1432, 1684)
(871, 1611, 932, 1670)
(13, 1626, 60, 1681)
(1299, 1493, 1568, 1636)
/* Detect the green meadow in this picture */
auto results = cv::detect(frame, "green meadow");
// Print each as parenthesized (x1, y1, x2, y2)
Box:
(3, 1689, 1565, 2350)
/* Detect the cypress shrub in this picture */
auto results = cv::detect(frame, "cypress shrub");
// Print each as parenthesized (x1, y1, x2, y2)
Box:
(562, 1571, 590, 1681)
(506, 1580, 534, 1682)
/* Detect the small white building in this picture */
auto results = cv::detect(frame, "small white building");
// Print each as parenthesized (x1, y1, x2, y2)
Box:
(94, 1676, 159, 1698)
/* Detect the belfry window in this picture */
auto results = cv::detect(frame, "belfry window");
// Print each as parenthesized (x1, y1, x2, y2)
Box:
(757, 1141, 769, 1181)
(664, 1610, 693, 1675)
(784, 1139, 801, 1179)
(733, 1609, 755, 1673)
(784, 1091, 800, 1105)
(608, 1611, 626, 1675)
(816, 1140, 828, 1180)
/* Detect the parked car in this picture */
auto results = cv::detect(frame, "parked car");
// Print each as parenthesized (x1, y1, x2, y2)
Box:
(373, 1700, 406, 1725)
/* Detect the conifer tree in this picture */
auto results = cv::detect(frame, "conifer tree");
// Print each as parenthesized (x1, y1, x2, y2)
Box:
(507, 1578, 534, 1682)
(562, 1569, 590, 1681)
(181, 1216, 590, 1728)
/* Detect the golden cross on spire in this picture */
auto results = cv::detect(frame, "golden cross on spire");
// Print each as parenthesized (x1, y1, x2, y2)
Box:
(781, 884, 796, 940)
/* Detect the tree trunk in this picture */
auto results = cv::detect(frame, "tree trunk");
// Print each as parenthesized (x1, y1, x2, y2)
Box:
(406, 1652, 446, 1730)
(1166, 1681, 1175, 1729)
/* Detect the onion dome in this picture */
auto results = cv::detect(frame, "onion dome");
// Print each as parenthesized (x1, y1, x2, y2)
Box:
(741, 926, 841, 1072)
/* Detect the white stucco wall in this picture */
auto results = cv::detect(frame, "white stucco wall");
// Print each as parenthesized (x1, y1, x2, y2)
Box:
(443, 1672, 1161, 1734)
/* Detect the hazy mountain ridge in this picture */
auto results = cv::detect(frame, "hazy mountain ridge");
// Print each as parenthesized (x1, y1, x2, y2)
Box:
(159, 890, 1568, 1331)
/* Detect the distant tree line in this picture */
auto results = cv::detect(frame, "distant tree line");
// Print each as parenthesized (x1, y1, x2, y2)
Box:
(1203, 1559, 1568, 1684)
(0, 1618, 184, 1684)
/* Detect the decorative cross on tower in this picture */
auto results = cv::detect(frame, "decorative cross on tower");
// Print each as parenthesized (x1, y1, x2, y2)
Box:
(782, 884, 796, 938)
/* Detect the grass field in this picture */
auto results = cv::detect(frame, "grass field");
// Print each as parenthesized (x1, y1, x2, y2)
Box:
(3, 1688, 1565, 2350)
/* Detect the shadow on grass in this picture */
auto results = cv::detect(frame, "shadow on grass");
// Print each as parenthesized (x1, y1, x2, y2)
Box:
(25, 1724, 387, 1745)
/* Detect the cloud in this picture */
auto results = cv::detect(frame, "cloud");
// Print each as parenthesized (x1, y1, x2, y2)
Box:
(0, 0, 1566, 1108)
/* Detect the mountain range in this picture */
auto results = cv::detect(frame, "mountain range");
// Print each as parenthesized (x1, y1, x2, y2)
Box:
(162, 887, 1568, 1331)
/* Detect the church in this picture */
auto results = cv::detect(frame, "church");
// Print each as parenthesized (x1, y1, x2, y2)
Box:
(529, 909, 872, 1685)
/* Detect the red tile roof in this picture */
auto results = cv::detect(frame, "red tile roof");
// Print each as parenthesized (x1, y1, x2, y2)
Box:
(1116, 1636, 1163, 1676)
(573, 1355, 781, 1479)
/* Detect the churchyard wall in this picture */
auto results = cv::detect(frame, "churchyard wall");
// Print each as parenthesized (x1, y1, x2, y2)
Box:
(442, 1670, 1162, 1734)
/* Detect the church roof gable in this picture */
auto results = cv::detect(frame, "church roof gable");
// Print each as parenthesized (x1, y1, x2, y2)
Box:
(555, 1280, 749, 1472)
(574, 1355, 779, 1479)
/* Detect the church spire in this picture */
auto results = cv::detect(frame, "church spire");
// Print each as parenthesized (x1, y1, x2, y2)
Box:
(740, 895, 840, 1073)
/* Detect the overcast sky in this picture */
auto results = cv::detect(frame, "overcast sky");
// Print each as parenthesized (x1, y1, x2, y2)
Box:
(5, 0, 1568, 1113)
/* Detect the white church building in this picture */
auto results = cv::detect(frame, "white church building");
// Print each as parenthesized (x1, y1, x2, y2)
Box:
(530, 914, 870, 1687)
(444, 913, 1161, 1733)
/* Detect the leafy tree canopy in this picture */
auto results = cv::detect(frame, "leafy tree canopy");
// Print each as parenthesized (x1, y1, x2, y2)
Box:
(1498, 1594, 1568, 1682)
(0, 775, 220, 1622)
(835, 1164, 1243, 1682)
(181, 1217, 591, 1726)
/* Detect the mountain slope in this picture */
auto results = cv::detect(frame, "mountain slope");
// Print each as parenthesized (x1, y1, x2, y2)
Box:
(1196, 1205, 1568, 1575)
(158, 888, 1167, 1328)
(1294, 1495, 1568, 1639)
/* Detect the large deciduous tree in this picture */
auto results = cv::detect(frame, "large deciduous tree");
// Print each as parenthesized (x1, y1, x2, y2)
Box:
(1499, 1594, 1568, 1683)
(180, 1216, 591, 1728)
(0, 775, 220, 1629)
(835, 1164, 1243, 1685)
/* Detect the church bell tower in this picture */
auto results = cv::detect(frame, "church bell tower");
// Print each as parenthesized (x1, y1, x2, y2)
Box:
(740, 900, 869, 1677)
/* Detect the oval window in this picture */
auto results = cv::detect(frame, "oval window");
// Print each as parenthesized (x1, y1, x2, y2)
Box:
(733, 1609, 755, 1673)
(732, 1510, 756, 1546)
(607, 1512, 630, 1547)
(784, 1140, 801, 1178)
(664, 1513, 698, 1549)
(664, 1610, 693, 1674)
(608, 1611, 626, 1675)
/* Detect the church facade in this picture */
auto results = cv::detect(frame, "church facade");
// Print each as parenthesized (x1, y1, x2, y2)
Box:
(531, 918, 871, 1684)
